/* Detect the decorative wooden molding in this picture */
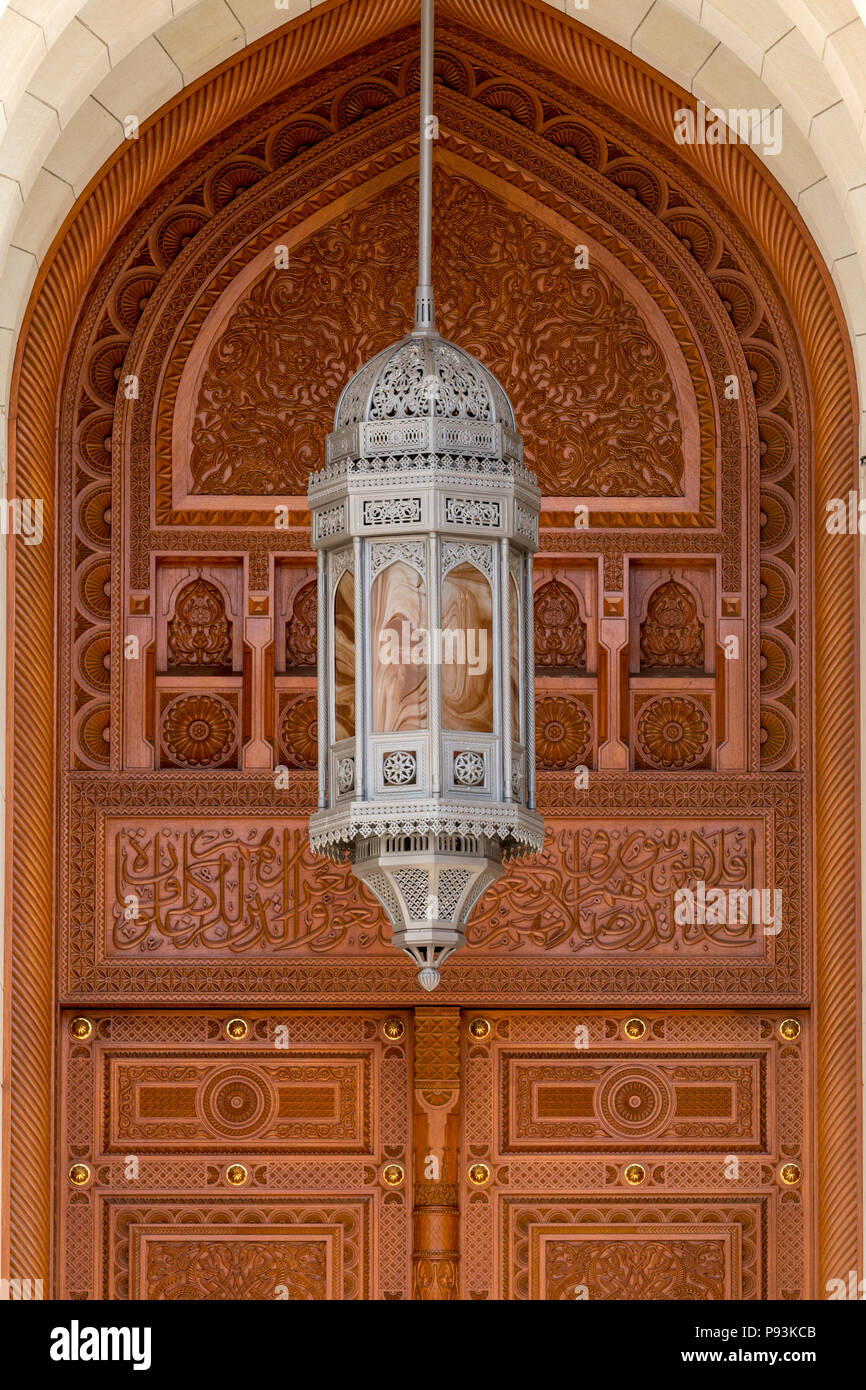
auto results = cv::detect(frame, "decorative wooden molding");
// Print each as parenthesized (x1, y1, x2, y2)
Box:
(3, 0, 860, 1295)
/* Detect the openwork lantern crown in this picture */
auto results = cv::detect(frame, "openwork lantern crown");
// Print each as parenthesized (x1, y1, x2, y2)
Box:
(308, 0, 544, 989)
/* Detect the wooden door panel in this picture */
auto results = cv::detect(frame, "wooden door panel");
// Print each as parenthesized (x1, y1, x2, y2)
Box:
(58, 1010, 412, 1299)
(462, 1010, 808, 1300)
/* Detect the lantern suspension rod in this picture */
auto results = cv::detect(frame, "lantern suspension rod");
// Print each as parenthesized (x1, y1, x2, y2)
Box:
(414, 0, 436, 332)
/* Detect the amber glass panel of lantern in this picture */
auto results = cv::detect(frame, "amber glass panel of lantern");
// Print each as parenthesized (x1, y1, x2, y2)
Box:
(372, 561, 428, 732)
(441, 562, 494, 732)
(510, 573, 521, 743)
(334, 570, 355, 740)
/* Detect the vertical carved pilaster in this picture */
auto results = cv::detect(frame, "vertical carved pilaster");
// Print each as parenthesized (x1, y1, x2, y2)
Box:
(412, 1007, 461, 1300)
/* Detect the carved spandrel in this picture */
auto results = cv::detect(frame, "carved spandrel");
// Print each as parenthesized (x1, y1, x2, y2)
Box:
(184, 172, 693, 501)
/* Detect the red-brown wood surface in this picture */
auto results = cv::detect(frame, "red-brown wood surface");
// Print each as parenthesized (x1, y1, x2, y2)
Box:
(4, 0, 860, 1296)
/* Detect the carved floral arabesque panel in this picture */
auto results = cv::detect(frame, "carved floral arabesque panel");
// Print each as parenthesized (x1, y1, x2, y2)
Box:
(131, 1227, 339, 1300)
(58, 1010, 412, 1299)
(182, 171, 697, 501)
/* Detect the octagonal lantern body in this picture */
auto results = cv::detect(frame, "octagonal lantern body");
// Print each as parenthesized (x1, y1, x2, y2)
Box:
(308, 329, 544, 987)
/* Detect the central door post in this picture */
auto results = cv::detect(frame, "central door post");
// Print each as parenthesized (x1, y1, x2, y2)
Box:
(411, 1006, 461, 1298)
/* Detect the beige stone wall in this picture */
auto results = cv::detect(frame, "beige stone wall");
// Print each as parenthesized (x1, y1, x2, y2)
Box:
(0, 0, 864, 439)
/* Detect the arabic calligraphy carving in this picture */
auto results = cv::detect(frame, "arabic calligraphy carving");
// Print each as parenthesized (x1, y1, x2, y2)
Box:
(107, 818, 764, 960)
(109, 823, 389, 955)
(466, 822, 762, 954)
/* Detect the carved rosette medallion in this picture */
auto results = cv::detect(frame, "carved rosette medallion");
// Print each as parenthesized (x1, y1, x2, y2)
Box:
(535, 696, 592, 768)
(596, 1066, 675, 1138)
(160, 694, 238, 769)
(199, 1068, 276, 1139)
(635, 695, 710, 770)
(279, 695, 319, 769)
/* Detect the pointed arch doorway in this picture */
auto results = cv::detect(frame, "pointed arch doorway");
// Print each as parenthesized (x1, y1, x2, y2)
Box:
(3, 0, 860, 1298)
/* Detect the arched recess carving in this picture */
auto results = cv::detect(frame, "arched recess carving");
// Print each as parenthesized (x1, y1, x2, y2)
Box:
(3, 0, 859, 1297)
(175, 173, 701, 503)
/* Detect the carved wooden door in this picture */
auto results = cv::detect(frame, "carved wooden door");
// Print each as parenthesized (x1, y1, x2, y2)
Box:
(461, 1009, 807, 1300)
(42, 15, 840, 1300)
(59, 1011, 413, 1299)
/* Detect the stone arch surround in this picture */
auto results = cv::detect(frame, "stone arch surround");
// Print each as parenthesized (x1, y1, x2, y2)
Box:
(1, 0, 860, 1295)
(0, 0, 865, 442)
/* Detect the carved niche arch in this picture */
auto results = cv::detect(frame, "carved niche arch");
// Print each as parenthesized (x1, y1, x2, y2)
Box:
(3, 0, 859, 1296)
(638, 575, 706, 672)
(166, 575, 234, 670)
(534, 578, 588, 670)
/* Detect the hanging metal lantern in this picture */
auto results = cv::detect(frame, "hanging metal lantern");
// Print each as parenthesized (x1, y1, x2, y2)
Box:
(308, 0, 544, 990)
